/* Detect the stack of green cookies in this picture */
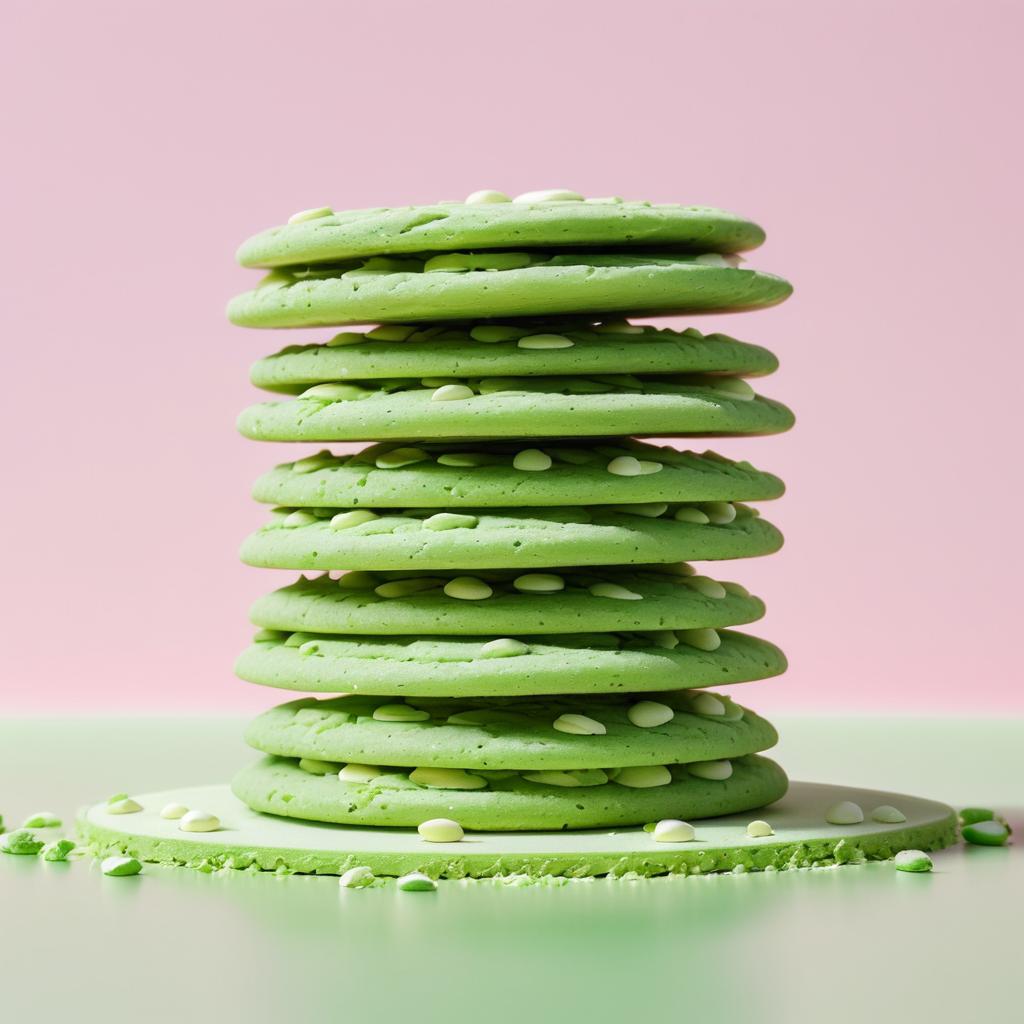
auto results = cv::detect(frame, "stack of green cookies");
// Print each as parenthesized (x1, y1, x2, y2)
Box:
(228, 189, 795, 833)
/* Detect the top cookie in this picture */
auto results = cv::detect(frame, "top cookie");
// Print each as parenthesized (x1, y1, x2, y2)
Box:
(236, 195, 767, 269)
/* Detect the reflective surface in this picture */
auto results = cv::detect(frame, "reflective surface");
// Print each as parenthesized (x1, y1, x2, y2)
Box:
(2, 717, 1020, 1023)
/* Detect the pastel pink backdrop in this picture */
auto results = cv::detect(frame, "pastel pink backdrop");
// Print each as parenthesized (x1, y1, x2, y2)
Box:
(3, 1, 1021, 714)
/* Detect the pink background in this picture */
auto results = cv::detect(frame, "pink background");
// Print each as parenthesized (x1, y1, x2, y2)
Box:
(3, 1, 1021, 714)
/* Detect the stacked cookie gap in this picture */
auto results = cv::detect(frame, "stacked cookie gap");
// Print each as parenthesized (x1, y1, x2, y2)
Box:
(229, 189, 794, 833)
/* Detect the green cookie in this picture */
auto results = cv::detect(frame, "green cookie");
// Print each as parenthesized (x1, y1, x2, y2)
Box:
(250, 323, 779, 393)
(241, 502, 781, 571)
(244, 692, 778, 771)
(253, 441, 784, 510)
(236, 200, 767, 268)
(236, 628, 787, 697)
(249, 569, 764, 636)
(237, 375, 794, 443)
(228, 254, 792, 328)
(231, 753, 788, 830)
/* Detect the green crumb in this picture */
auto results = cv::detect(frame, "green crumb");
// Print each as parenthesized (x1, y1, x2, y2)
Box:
(894, 849, 933, 872)
(962, 821, 1010, 847)
(1, 829, 45, 855)
(397, 871, 437, 892)
(107, 793, 129, 804)
(22, 812, 62, 829)
(41, 839, 76, 862)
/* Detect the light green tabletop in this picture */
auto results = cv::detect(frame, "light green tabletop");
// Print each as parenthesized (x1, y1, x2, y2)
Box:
(1, 716, 1020, 1024)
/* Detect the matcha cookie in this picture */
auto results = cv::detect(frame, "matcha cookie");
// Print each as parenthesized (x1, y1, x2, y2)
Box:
(252, 441, 784, 510)
(237, 375, 794, 443)
(236, 198, 767, 268)
(241, 502, 781, 571)
(231, 753, 788, 830)
(249, 569, 765, 636)
(250, 323, 779, 393)
(235, 628, 787, 697)
(243, 691, 778, 770)
(228, 254, 793, 328)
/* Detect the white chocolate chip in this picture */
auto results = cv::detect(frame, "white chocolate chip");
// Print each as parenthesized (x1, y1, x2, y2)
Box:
(688, 759, 733, 781)
(512, 448, 553, 471)
(871, 805, 907, 824)
(610, 502, 668, 518)
(708, 377, 755, 401)
(338, 764, 383, 783)
(366, 325, 417, 342)
(409, 767, 487, 790)
(325, 331, 364, 347)
(288, 206, 333, 224)
(613, 765, 672, 788)
(423, 513, 478, 531)
(443, 577, 493, 601)
(417, 818, 465, 843)
(690, 692, 727, 716)
(701, 501, 737, 524)
(107, 798, 142, 815)
(179, 810, 221, 833)
(469, 325, 528, 343)
(282, 510, 318, 528)
(330, 509, 378, 530)
(372, 703, 430, 723)
(693, 253, 731, 267)
(479, 638, 529, 658)
(825, 801, 865, 825)
(686, 576, 727, 599)
(627, 701, 674, 728)
(291, 451, 334, 474)
(746, 820, 775, 838)
(513, 573, 564, 593)
(606, 456, 643, 477)
(159, 803, 188, 820)
(517, 333, 574, 349)
(552, 713, 606, 736)
(374, 447, 430, 469)
(338, 865, 375, 888)
(653, 819, 695, 843)
(431, 384, 475, 402)
(673, 507, 711, 524)
(465, 189, 511, 205)
(301, 383, 368, 401)
(676, 628, 722, 651)
(374, 577, 444, 598)
(894, 850, 933, 873)
(588, 582, 642, 601)
(522, 770, 584, 788)
(397, 871, 437, 892)
(512, 189, 584, 204)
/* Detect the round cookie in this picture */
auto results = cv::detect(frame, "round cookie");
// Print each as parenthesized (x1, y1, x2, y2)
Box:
(249, 569, 765, 636)
(243, 692, 778, 771)
(237, 376, 795, 443)
(252, 442, 784, 510)
(241, 503, 782, 571)
(236, 200, 767, 268)
(250, 324, 779, 393)
(80, 780, 959, 878)
(231, 753, 788, 830)
(236, 628, 787, 697)
(228, 255, 793, 328)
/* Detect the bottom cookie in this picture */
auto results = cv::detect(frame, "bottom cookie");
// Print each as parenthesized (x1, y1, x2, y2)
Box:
(231, 754, 788, 830)
(78, 780, 958, 879)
